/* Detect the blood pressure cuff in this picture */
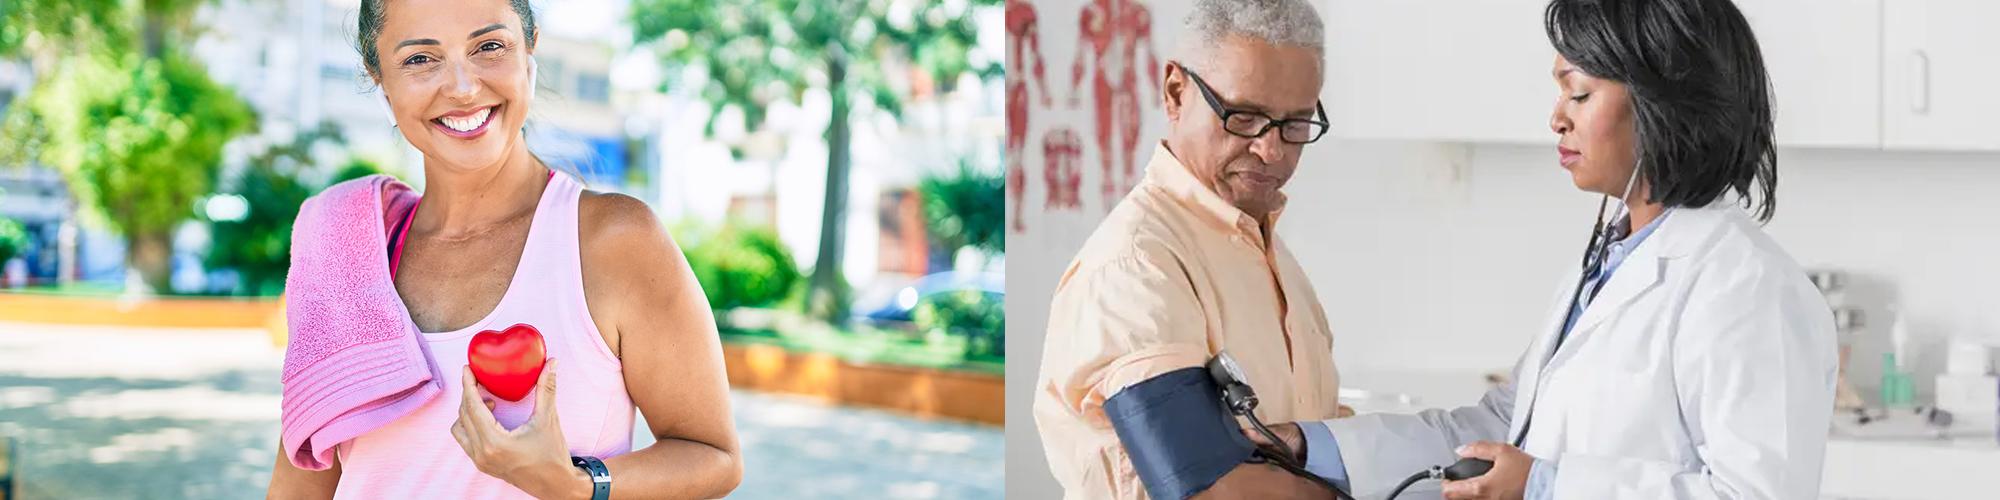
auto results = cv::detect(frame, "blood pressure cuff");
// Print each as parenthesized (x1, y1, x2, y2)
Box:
(1103, 367, 1257, 500)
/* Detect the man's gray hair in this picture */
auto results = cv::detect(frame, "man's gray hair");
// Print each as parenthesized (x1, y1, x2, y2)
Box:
(1181, 0, 1325, 70)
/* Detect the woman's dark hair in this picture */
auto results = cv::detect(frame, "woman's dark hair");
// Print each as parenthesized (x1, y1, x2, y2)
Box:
(1545, 0, 1777, 222)
(356, 0, 539, 77)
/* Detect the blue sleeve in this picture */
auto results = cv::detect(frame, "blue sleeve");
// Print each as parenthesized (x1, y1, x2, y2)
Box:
(1299, 421, 1352, 493)
(1526, 458, 1558, 500)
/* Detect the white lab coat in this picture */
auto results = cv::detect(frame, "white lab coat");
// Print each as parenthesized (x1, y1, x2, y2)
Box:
(1324, 203, 1838, 499)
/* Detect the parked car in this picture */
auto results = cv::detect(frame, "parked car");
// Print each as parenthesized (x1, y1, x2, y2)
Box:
(852, 271, 1003, 329)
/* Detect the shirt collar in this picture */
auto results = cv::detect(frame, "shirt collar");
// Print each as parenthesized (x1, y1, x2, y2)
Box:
(1606, 208, 1672, 267)
(1142, 142, 1287, 241)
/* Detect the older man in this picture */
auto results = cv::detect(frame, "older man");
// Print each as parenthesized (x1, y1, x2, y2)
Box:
(1033, 0, 1344, 498)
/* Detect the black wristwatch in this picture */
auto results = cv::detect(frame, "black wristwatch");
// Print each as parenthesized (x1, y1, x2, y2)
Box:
(571, 456, 611, 500)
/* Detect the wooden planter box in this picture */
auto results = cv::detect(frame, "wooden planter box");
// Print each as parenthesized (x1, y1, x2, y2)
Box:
(721, 342, 1004, 425)
(0, 292, 284, 331)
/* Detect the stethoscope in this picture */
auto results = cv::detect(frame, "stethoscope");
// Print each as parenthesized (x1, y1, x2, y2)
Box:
(1511, 160, 1645, 449)
(1570, 163, 1643, 316)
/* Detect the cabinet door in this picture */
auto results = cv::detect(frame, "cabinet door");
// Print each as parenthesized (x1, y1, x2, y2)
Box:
(1883, 0, 2000, 151)
(1736, 0, 1883, 149)
(1323, 0, 1554, 144)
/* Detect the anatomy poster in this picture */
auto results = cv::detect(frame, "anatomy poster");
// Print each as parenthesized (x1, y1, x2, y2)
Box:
(1006, 0, 1171, 234)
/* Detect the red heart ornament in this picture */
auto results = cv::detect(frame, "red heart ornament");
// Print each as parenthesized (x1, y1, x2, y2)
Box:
(467, 323, 546, 402)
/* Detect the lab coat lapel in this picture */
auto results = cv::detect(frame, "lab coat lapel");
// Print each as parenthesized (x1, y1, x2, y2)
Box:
(1545, 253, 1666, 371)
(1549, 207, 1716, 370)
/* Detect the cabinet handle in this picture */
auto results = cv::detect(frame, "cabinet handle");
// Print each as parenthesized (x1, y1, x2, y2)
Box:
(1910, 50, 1930, 115)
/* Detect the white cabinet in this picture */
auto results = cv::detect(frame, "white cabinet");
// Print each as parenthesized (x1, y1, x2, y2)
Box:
(1736, 0, 1882, 149)
(1883, 0, 2000, 151)
(1323, 0, 1554, 144)
(1323, 0, 1997, 151)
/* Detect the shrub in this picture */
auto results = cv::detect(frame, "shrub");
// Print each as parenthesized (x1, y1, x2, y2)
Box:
(682, 224, 802, 312)
(914, 289, 1004, 358)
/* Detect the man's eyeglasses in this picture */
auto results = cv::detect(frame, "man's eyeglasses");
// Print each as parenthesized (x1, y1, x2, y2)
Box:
(1181, 66, 1330, 144)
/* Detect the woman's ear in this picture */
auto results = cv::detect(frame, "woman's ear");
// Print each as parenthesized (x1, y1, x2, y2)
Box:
(376, 91, 396, 127)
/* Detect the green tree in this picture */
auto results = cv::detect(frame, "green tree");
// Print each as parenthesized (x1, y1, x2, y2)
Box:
(0, 0, 257, 292)
(206, 123, 358, 296)
(631, 0, 1000, 320)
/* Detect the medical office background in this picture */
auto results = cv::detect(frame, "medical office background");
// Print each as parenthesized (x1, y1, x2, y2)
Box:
(1003, 0, 2000, 498)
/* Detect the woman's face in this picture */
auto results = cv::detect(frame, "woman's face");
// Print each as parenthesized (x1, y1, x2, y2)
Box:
(1549, 55, 1640, 198)
(373, 0, 534, 174)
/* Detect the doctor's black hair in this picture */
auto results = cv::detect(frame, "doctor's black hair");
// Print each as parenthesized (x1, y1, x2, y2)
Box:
(1545, 0, 1778, 222)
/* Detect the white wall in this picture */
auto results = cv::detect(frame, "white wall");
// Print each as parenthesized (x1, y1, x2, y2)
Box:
(1282, 143, 2000, 380)
(1005, 1, 2000, 499)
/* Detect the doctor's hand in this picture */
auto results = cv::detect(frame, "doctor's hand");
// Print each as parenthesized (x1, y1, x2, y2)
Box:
(451, 360, 590, 500)
(1440, 441, 1531, 500)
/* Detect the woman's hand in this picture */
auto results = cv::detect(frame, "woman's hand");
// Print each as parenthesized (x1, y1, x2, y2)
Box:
(450, 359, 589, 500)
(1440, 441, 1532, 500)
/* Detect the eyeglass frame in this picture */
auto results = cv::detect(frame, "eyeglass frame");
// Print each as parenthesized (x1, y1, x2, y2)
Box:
(1177, 64, 1331, 144)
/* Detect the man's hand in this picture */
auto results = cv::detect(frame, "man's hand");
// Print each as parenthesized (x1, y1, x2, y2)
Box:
(1237, 405, 1354, 463)
(1240, 422, 1306, 460)
(1440, 441, 1532, 500)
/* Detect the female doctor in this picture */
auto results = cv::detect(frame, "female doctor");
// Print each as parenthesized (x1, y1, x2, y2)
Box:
(1258, 0, 1838, 498)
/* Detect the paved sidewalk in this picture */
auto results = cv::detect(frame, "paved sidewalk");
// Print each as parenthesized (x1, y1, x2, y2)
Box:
(0, 322, 1001, 499)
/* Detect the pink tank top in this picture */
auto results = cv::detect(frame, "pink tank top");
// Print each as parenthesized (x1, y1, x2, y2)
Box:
(334, 170, 634, 498)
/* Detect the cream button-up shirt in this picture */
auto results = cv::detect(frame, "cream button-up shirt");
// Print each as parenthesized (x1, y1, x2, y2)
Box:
(1034, 143, 1343, 499)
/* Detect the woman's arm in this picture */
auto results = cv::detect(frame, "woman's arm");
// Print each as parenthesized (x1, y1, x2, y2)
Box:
(579, 193, 743, 498)
(267, 441, 341, 499)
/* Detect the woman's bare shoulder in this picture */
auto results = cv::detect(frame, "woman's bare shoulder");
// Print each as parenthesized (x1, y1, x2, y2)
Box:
(578, 190, 667, 241)
(575, 190, 695, 296)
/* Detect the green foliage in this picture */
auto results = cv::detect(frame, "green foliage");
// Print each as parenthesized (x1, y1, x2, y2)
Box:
(630, 0, 999, 133)
(914, 289, 1004, 359)
(0, 0, 253, 292)
(631, 0, 1000, 321)
(205, 123, 352, 296)
(2, 51, 255, 238)
(0, 0, 133, 57)
(918, 160, 1004, 255)
(681, 223, 803, 311)
(0, 217, 27, 265)
(0, 50, 256, 291)
(0, 0, 214, 56)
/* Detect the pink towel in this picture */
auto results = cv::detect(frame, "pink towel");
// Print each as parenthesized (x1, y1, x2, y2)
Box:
(279, 174, 439, 471)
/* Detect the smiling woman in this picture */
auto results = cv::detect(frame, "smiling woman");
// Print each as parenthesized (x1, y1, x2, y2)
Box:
(266, 0, 742, 499)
